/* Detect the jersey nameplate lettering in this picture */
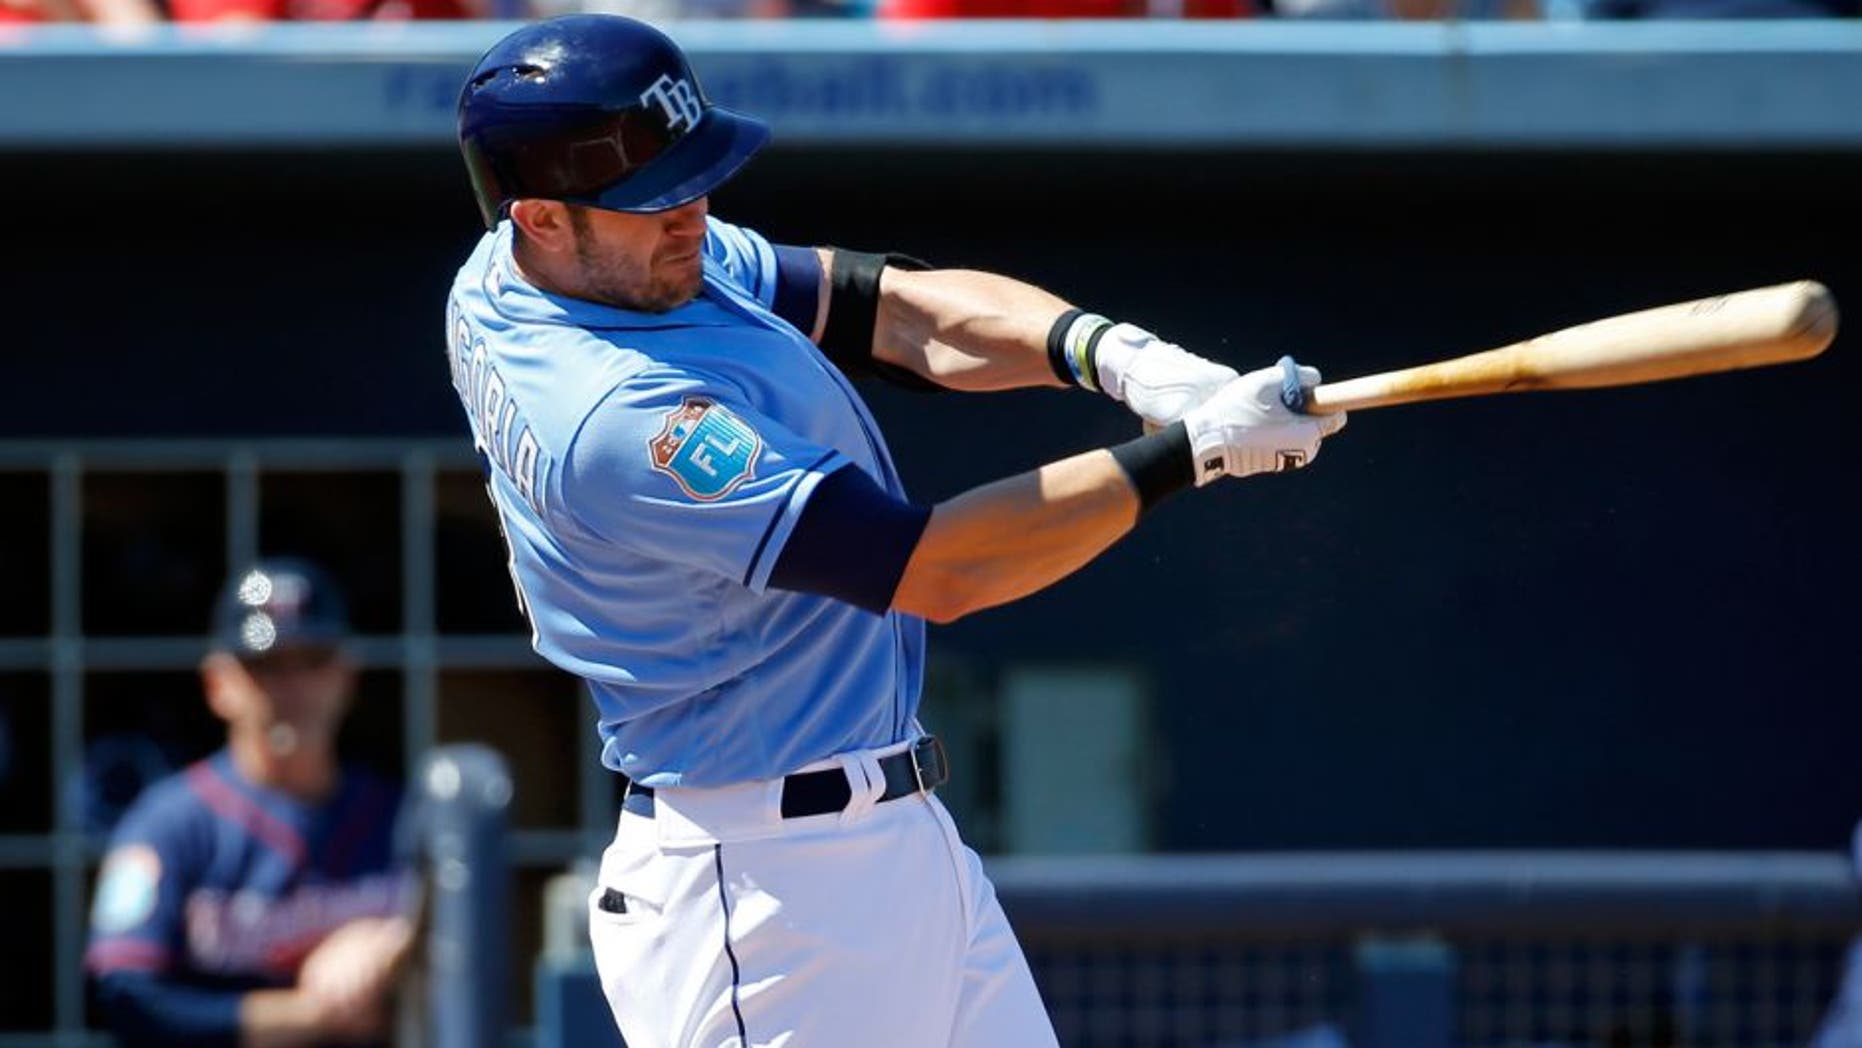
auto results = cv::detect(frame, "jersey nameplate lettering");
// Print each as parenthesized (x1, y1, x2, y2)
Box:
(648, 397, 762, 501)
(449, 303, 544, 514)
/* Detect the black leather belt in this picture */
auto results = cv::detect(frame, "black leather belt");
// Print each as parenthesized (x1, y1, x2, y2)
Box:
(621, 736, 949, 820)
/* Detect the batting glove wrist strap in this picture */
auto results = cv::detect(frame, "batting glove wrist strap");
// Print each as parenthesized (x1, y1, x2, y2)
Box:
(1045, 309, 1114, 391)
(1095, 324, 1244, 430)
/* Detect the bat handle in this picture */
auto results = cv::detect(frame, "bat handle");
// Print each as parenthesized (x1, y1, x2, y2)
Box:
(1277, 355, 1308, 414)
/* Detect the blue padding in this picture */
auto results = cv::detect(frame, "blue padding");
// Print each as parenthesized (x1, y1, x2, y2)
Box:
(984, 852, 1862, 936)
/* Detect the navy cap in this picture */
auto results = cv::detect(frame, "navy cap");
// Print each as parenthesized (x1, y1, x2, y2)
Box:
(210, 558, 350, 657)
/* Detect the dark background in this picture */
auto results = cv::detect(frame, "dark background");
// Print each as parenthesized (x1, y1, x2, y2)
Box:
(5, 146, 1856, 852)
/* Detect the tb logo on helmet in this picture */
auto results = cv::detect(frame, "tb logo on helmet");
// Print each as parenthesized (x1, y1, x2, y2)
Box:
(641, 74, 704, 135)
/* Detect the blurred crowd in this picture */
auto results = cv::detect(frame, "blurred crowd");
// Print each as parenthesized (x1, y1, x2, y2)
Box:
(2, 0, 1854, 32)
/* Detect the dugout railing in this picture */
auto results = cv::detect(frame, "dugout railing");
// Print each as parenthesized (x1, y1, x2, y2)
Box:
(991, 851, 1861, 1048)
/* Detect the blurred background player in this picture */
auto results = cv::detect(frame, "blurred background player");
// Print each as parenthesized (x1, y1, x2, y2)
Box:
(85, 558, 412, 1048)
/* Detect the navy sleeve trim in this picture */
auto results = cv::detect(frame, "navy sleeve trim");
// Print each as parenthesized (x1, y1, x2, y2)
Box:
(771, 244, 823, 336)
(742, 450, 840, 589)
(768, 464, 933, 615)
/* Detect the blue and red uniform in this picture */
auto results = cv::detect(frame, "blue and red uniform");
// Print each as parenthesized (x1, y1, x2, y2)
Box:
(86, 749, 407, 1047)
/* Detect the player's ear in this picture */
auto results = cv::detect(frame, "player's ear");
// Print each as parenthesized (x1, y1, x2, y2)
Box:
(199, 653, 244, 723)
(509, 199, 574, 253)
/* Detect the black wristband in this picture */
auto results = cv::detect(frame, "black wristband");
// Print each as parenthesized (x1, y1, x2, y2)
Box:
(1080, 322, 1113, 392)
(1109, 421, 1195, 513)
(1045, 309, 1114, 391)
(1045, 308, 1086, 386)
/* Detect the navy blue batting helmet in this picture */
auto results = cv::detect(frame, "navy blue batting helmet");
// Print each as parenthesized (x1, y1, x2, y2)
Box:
(210, 558, 350, 658)
(457, 15, 769, 229)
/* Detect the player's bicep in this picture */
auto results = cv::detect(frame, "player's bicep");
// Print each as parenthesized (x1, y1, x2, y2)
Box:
(768, 463, 931, 615)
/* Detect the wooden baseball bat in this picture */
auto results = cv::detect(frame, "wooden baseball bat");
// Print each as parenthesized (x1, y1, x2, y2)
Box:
(1300, 281, 1837, 415)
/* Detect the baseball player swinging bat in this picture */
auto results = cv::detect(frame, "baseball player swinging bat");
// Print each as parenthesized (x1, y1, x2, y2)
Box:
(1284, 280, 1837, 414)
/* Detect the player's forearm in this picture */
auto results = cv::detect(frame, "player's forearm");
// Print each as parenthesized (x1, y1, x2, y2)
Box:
(237, 990, 332, 1048)
(893, 448, 1140, 624)
(871, 267, 1071, 392)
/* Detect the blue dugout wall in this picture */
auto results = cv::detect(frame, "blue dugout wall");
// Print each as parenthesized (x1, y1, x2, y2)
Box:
(0, 23, 1858, 854)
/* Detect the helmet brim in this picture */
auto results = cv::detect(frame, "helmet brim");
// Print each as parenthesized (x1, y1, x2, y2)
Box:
(585, 106, 770, 214)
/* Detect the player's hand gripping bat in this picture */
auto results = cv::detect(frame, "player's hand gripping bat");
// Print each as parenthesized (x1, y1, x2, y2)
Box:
(1285, 281, 1837, 414)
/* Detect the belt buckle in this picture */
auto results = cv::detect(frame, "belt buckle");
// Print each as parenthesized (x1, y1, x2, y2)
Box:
(910, 735, 949, 795)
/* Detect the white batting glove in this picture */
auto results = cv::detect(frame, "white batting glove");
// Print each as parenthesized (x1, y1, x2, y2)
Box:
(1091, 323, 1240, 427)
(1181, 357, 1346, 485)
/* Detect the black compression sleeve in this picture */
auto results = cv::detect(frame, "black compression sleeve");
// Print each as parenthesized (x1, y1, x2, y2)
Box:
(819, 249, 887, 368)
(768, 464, 933, 615)
(818, 249, 945, 392)
(1109, 422, 1195, 513)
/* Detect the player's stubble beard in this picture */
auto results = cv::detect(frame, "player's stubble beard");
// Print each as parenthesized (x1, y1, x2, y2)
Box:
(569, 207, 703, 314)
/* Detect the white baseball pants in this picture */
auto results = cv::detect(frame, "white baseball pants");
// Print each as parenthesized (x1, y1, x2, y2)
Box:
(587, 740, 1059, 1048)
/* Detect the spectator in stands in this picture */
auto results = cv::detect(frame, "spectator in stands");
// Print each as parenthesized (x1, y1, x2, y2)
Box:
(545, 0, 848, 17)
(882, 0, 1256, 17)
(1578, 0, 1855, 15)
(164, 0, 476, 23)
(0, 0, 157, 25)
(1264, 0, 1535, 18)
(86, 558, 412, 1048)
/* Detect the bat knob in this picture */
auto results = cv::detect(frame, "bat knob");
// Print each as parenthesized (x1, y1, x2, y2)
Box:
(1277, 355, 1308, 414)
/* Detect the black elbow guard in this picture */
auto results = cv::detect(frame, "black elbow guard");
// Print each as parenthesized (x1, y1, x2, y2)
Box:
(820, 248, 945, 392)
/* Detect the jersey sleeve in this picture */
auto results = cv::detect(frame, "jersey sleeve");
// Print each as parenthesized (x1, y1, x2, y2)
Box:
(768, 461, 931, 615)
(705, 217, 824, 336)
(563, 371, 853, 593)
(91, 974, 243, 1048)
(85, 793, 197, 977)
(703, 217, 781, 308)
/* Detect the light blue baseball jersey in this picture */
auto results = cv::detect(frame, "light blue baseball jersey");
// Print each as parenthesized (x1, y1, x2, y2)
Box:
(445, 217, 926, 788)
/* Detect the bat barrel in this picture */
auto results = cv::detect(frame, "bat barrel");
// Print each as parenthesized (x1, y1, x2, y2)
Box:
(1304, 280, 1838, 415)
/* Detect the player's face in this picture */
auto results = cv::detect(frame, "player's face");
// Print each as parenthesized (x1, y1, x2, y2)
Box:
(566, 198, 709, 313)
(203, 646, 356, 752)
